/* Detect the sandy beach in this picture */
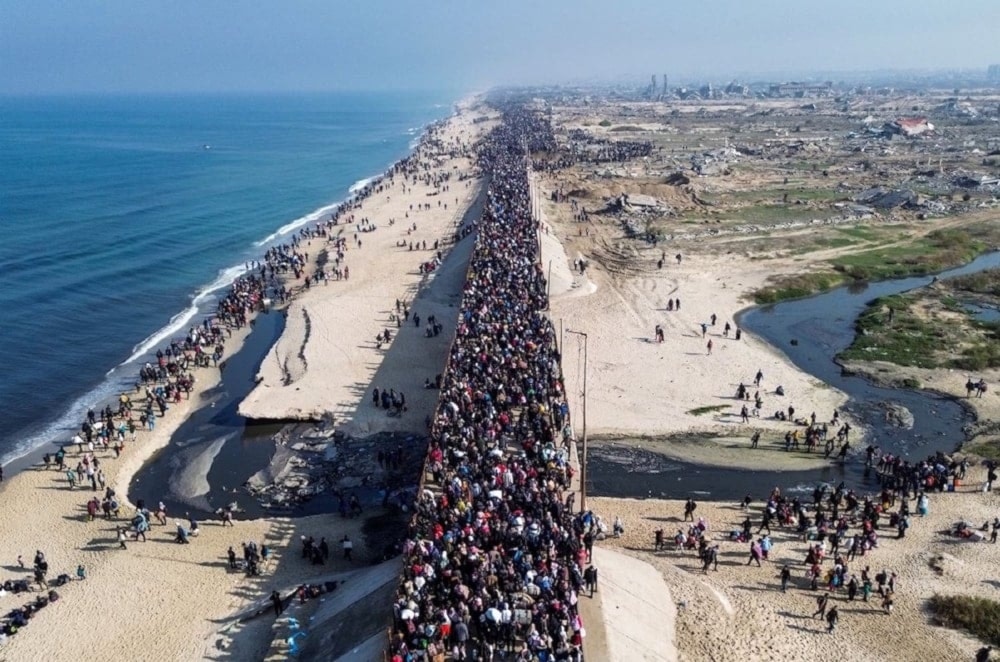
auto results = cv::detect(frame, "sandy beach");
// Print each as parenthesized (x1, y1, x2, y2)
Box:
(0, 100, 491, 661)
(239, 102, 494, 433)
(3, 92, 997, 662)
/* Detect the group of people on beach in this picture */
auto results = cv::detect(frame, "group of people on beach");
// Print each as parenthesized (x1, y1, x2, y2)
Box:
(0, 550, 82, 640)
(0, 113, 492, 652)
(389, 105, 589, 662)
(654, 444, 997, 642)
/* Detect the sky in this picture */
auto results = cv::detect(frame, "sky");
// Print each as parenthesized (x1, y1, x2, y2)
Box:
(2, 0, 998, 94)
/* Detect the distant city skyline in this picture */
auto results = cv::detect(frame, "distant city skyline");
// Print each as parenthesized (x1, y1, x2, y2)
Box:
(2, 0, 999, 94)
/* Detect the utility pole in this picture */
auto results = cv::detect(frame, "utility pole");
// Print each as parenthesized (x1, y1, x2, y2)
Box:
(547, 259, 553, 304)
(566, 329, 588, 512)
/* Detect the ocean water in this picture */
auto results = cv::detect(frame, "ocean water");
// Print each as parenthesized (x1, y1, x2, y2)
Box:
(0, 91, 455, 464)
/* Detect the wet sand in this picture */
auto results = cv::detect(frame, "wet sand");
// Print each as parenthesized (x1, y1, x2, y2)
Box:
(592, 432, 835, 471)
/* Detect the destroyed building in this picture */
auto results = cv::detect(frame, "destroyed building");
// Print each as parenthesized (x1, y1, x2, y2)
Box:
(767, 81, 834, 98)
(885, 117, 935, 138)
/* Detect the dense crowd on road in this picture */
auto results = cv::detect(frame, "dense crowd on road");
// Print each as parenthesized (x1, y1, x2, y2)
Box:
(390, 106, 588, 662)
(531, 128, 653, 172)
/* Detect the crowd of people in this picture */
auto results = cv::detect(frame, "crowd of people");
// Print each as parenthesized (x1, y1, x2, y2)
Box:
(389, 105, 589, 662)
(0, 551, 82, 640)
(531, 128, 653, 172)
(661, 476, 954, 634)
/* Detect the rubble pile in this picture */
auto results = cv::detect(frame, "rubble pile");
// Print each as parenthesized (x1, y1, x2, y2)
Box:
(245, 425, 425, 510)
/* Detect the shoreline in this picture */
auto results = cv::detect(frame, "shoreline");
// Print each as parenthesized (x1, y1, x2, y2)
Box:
(2, 96, 473, 485)
(0, 99, 465, 472)
(839, 359, 1000, 452)
(0, 96, 491, 662)
(237, 100, 491, 428)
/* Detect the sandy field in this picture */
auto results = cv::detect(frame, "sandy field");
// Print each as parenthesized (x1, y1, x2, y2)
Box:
(588, 474, 1000, 662)
(239, 102, 493, 436)
(534, 174, 853, 470)
(0, 101, 490, 662)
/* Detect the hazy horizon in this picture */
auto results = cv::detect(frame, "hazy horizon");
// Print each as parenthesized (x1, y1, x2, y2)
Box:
(3, 0, 998, 95)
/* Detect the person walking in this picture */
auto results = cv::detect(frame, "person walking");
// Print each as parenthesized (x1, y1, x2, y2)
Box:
(341, 534, 353, 561)
(882, 592, 894, 615)
(683, 498, 697, 522)
(583, 530, 595, 561)
(319, 537, 330, 562)
(847, 575, 859, 601)
(826, 606, 839, 633)
(780, 565, 791, 592)
(271, 590, 284, 617)
(584, 565, 598, 597)
(813, 592, 830, 619)
(707, 339, 713, 355)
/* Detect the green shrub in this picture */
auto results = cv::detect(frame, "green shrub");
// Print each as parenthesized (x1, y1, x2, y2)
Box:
(928, 594, 1000, 646)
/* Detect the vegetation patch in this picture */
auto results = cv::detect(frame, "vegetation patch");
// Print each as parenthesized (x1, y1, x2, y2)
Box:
(789, 236, 859, 255)
(962, 437, 1000, 462)
(839, 290, 1000, 371)
(834, 225, 886, 242)
(735, 203, 837, 224)
(686, 405, 730, 416)
(928, 594, 1000, 646)
(753, 271, 844, 304)
(949, 268, 1000, 297)
(831, 229, 986, 281)
(839, 294, 943, 368)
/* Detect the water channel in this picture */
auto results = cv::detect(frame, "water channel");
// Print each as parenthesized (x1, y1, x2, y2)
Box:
(588, 251, 1000, 501)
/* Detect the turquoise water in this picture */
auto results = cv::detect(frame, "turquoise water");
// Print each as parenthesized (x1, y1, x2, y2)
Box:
(0, 91, 455, 462)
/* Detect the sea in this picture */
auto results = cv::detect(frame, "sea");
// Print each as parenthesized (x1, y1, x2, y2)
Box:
(0, 91, 457, 465)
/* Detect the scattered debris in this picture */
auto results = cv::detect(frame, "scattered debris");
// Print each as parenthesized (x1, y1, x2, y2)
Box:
(245, 424, 425, 510)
